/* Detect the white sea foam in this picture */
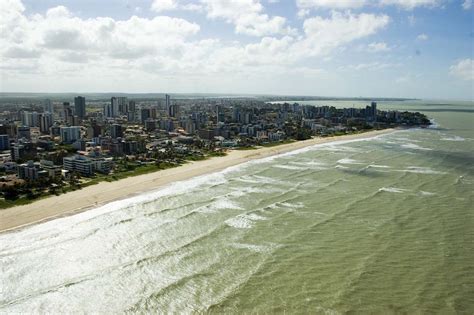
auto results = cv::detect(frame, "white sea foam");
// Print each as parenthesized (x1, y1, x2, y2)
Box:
(393, 137, 421, 143)
(243, 130, 397, 165)
(440, 135, 465, 141)
(280, 202, 305, 209)
(419, 191, 436, 196)
(337, 158, 364, 165)
(287, 162, 328, 171)
(313, 211, 328, 216)
(335, 165, 349, 169)
(368, 164, 391, 168)
(273, 164, 306, 170)
(319, 145, 361, 153)
(236, 174, 285, 185)
(195, 198, 242, 214)
(245, 213, 267, 221)
(456, 176, 474, 185)
(225, 216, 253, 229)
(231, 243, 276, 253)
(428, 119, 439, 129)
(266, 201, 305, 212)
(400, 166, 447, 175)
(378, 187, 408, 193)
(289, 160, 327, 167)
(252, 174, 285, 184)
(225, 213, 267, 229)
(401, 143, 433, 151)
(235, 175, 264, 184)
(227, 186, 273, 198)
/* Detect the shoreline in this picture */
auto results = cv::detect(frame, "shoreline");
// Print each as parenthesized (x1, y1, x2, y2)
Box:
(0, 129, 396, 234)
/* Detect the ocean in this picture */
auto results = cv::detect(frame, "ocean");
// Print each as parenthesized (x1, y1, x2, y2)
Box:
(1, 100, 473, 313)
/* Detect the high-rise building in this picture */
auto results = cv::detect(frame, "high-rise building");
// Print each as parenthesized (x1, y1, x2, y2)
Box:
(185, 120, 196, 134)
(87, 123, 102, 138)
(21, 111, 40, 127)
(40, 160, 62, 179)
(43, 99, 53, 113)
(371, 101, 377, 121)
(165, 94, 171, 112)
(40, 112, 53, 134)
(110, 97, 119, 118)
(105, 97, 129, 117)
(60, 126, 81, 144)
(117, 97, 128, 114)
(63, 155, 93, 177)
(145, 119, 156, 131)
(232, 107, 241, 123)
(128, 100, 136, 113)
(17, 160, 39, 180)
(0, 135, 10, 150)
(216, 105, 224, 123)
(63, 102, 74, 124)
(74, 96, 86, 119)
(140, 108, 150, 123)
(11, 141, 36, 161)
(169, 104, 179, 118)
(17, 126, 31, 140)
(104, 103, 113, 118)
(127, 100, 136, 121)
(110, 124, 123, 139)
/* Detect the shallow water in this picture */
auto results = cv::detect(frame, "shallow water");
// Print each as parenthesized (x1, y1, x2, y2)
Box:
(1, 100, 473, 313)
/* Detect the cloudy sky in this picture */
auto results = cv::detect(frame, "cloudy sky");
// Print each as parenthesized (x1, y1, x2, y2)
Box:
(0, 0, 472, 99)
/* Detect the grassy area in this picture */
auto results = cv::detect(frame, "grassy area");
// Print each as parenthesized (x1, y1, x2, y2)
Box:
(0, 197, 35, 209)
(0, 191, 54, 209)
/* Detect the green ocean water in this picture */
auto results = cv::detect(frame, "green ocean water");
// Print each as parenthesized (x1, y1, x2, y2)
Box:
(0, 100, 473, 313)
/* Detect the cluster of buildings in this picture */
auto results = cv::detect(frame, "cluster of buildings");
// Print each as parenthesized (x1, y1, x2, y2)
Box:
(0, 94, 430, 196)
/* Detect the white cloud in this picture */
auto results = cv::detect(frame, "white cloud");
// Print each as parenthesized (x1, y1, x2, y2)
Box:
(0, 1, 201, 76)
(297, 11, 390, 57)
(0, 0, 395, 94)
(296, 0, 368, 10)
(417, 33, 428, 40)
(380, 0, 442, 10)
(3, 46, 41, 59)
(296, 0, 443, 11)
(449, 59, 473, 81)
(341, 62, 400, 71)
(150, 0, 203, 12)
(462, 0, 472, 9)
(368, 42, 391, 52)
(296, 0, 368, 16)
(200, 0, 296, 36)
(150, 0, 178, 12)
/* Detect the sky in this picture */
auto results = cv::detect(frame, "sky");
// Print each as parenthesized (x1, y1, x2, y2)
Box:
(0, 0, 472, 99)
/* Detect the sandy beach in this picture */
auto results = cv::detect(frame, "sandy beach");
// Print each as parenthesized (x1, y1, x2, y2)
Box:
(0, 129, 395, 233)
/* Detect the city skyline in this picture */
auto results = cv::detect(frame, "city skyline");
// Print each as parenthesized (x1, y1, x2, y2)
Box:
(0, 0, 473, 100)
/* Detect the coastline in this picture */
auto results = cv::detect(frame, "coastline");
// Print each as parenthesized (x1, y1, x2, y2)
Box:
(0, 128, 395, 233)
